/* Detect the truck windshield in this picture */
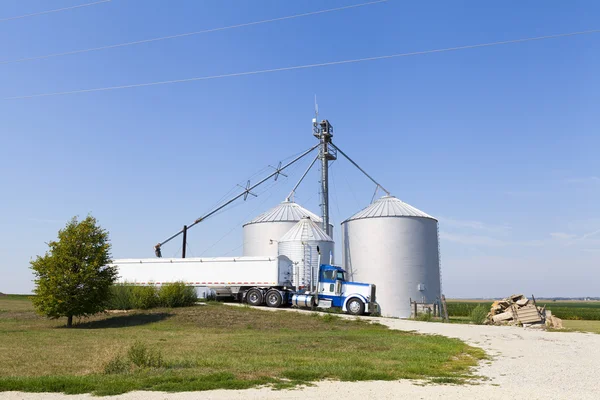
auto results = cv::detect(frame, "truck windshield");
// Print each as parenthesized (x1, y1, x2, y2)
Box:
(321, 270, 335, 281)
(320, 269, 345, 281)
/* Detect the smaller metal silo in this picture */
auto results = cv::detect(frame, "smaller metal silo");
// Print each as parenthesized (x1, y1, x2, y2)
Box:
(278, 217, 334, 288)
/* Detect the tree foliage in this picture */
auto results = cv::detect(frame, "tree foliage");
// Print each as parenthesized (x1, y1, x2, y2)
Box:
(30, 215, 116, 327)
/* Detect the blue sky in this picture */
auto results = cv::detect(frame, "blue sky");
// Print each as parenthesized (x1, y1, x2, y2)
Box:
(1, 0, 598, 297)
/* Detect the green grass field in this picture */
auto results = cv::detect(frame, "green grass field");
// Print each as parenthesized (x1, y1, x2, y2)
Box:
(561, 320, 600, 334)
(0, 295, 485, 396)
(447, 299, 600, 321)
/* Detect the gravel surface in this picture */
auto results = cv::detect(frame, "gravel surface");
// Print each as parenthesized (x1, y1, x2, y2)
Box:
(2, 307, 600, 400)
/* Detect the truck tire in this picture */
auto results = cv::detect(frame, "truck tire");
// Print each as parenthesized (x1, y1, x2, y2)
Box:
(265, 290, 283, 308)
(346, 298, 365, 315)
(246, 289, 263, 306)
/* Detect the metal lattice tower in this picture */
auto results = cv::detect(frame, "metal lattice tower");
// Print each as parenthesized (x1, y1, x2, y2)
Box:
(313, 118, 336, 236)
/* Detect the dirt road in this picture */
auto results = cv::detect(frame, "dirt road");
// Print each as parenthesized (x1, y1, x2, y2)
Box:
(3, 307, 599, 399)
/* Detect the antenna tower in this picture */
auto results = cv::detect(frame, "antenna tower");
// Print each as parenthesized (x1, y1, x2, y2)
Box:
(313, 102, 336, 236)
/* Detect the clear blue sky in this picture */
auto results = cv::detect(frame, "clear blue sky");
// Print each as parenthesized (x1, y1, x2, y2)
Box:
(1, 0, 598, 297)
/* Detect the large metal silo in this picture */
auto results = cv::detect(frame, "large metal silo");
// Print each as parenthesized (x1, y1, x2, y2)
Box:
(278, 217, 334, 288)
(243, 201, 322, 257)
(342, 196, 441, 318)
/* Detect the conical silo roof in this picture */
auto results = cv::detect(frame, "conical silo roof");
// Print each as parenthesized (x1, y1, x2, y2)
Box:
(342, 195, 437, 223)
(244, 201, 321, 226)
(279, 217, 333, 242)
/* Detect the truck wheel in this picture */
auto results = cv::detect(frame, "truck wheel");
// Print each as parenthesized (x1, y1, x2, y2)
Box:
(246, 289, 263, 306)
(265, 290, 283, 308)
(346, 298, 365, 315)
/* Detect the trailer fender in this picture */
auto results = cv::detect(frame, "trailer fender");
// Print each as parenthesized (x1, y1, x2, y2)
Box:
(342, 294, 368, 313)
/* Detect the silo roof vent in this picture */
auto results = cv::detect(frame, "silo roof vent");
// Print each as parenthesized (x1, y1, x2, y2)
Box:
(342, 195, 437, 223)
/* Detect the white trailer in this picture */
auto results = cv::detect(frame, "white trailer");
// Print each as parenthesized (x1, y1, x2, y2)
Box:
(113, 256, 293, 298)
(111, 255, 377, 315)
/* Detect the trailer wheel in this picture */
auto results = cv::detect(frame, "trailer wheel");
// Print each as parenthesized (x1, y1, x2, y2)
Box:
(246, 289, 263, 306)
(265, 290, 283, 308)
(346, 298, 365, 315)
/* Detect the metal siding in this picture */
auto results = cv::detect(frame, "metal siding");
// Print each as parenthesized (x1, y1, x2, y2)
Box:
(243, 221, 298, 257)
(342, 215, 441, 319)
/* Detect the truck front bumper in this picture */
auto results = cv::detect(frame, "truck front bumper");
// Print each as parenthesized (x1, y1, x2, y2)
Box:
(367, 302, 379, 315)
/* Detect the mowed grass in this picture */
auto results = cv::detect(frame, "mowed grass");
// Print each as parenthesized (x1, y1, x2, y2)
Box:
(447, 299, 600, 321)
(0, 296, 485, 396)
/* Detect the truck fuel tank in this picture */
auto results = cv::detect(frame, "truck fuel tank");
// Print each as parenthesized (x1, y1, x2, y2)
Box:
(291, 293, 315, 308)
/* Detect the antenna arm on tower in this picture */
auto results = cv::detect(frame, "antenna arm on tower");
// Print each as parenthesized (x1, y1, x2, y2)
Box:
(286, 154, 320, 202)
(154, 143, 320, 254)
(329, 142, 391, 196)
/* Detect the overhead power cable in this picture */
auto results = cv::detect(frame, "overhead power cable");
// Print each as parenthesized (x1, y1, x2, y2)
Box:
(0, 0, 111, 23)
(0, 0, 388, 65)
(6, 29, 599, 100)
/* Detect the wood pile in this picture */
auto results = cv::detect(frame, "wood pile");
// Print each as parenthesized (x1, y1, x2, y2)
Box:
(486, 294, 562, 328)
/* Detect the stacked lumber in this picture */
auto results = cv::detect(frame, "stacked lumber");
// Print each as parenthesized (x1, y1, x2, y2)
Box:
(486, 294, 562, 328)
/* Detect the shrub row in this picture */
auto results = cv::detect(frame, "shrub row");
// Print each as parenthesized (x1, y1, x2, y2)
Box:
(107, 282, 197, 310)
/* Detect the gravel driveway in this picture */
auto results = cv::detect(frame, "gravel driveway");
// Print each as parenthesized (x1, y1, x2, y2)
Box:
(2, 308, 599, 400)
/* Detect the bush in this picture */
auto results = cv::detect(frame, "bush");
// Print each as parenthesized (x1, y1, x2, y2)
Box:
(130, 286, 159, 310)
(447, 302, 493, 317)
(127, 341, 163, 369)
(415, 312, 433, 322)
(103, 355, 129, 375)
(158, 282, 197, 308)
(103, 342, 163, 374)
(107, 285, 134, 310)
(108, 282, 197, 310)
(470, 304, 488, 325)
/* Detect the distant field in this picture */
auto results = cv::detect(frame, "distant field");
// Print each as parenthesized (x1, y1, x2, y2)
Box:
(447, 300, 600, 321)
(0, 295, 484, 395)
(0, 294, 31, 300)
(562, 320, 600, 334)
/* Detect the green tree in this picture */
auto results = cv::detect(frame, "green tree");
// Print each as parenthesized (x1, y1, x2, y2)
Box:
(30, 215, 117, 327)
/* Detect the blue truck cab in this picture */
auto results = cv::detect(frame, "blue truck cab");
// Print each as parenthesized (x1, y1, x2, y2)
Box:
(312, 264, 378, 315)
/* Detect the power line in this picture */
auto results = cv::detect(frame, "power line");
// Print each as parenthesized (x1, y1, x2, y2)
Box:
(0, 0, 111, 23)
(0, 0, 388, 65)
(6, 28, 599, 100)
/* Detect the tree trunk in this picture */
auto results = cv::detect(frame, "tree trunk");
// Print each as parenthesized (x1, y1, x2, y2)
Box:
(67, 315, 73, 327)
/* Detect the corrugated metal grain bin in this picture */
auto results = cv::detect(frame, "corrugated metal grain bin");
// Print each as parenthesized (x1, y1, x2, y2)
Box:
(243, 201, 322, 257)
(342, 196, 441, 318)
(278, 217, 334, 288)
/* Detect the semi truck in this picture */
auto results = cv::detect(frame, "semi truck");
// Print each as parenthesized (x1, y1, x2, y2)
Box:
(112, 256, 377, 315)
